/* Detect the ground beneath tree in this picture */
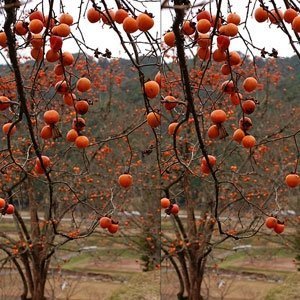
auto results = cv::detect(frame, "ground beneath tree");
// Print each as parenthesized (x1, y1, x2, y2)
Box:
(231, 257, 297, 272)
(161, 256, 299, 300)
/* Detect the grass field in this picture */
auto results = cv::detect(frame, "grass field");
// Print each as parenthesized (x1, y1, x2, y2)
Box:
(0, 213, 299, 299)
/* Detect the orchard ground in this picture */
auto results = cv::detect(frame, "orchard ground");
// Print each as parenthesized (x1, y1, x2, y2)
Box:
(0, 210, 298, 300)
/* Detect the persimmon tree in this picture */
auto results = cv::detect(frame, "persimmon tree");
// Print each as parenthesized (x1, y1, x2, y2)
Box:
(0, 0, 160, 299)
(0, 0, 299, 299)
(160, 0, 299, 299)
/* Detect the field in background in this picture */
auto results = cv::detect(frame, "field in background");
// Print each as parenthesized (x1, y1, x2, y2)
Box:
(0, 212, 299, 299)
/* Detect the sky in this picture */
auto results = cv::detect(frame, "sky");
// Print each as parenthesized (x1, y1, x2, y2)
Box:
(161, 0, 299, 58)
(0, 0, 299, 65)
(0, 0, 161, 63)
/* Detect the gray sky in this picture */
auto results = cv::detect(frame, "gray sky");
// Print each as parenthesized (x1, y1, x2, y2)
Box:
(161, 0, 299, 58)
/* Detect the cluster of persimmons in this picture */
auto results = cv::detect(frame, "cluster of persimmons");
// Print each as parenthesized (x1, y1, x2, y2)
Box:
(0, 4, 158, 233)
(0, 3, 299, 235)
(159, 7, 300, 230)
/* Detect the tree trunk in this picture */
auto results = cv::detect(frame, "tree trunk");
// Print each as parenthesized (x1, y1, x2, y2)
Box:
(31, 270, 47, 300)
(189, 276, 204, 300)
(188, 264, 204, 300)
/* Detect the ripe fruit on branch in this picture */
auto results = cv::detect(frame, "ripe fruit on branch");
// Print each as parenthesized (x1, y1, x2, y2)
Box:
(292, 16, 300, 32)
(196, 19, 211, 33)
(44, 110, 59, 125)
(66, 129, 79, 142)
(46, 49, 59, 63)
(197, 10, 211, 21)
(197, 47, 210, 60)
(36, 156, 51, 169)
(213, 49, 226, 62)
(123, 16, 138, 33)
(118, 174, 133, 188)
(182, 21, 195, 35)
(63, 93, 76, 106)
(285, 173, 299, 188)
(164, 31, 175, 47)
(2, 122, 17, 135)
(164, 95, 177, 110)
(223, 23, 238, 37)
(201, 163, 210, 174)
(217, 35, 230, 51)
(243, 77, 258, 92)
(28, 19, 44, 34)
(50, 35, 63, 52)
(15, 21, 28, 36)
(241, 135, 256, 148)
(29, 10, 44, 22)
(102, 10, 115, 25)
(170, 204, 179, 215)
(59, 13, 73, 26)
(265, 216, 277, 229)
(230, 93, 242, 105)
(197, 34, 210, 48)
(0, 96, 11, 111)
(147, 112, 161, 128)
(221, 80, 235, 94)
(221, 64, 230, 75)
(44, 15, 55, 28)
(40, 125, 53, 139)
(242, 100, 256, 114)
(201, 155, 217, 167)
(115, 9, 128, 24)
(62, 51, 74, 66)
(161, 198, 171, 209)
(168, 122, 181, 135)
(0, 198, 6, 209)
(55, 80, 69, 94)
(228, 51, 241, 66)
(0, 32, 7, 48)
(144, 80, 160, 98)
(30, 34, 43, 48)
(35, 156, 50, 174)
(76, 77, 91, 92)
(210, 109, 227, 124)
(254, 7, 268, 23)
(207, 125, 219, 139)
(31, 48, 44, 61)
(227, 13, 241, 25)
(283, 8, 298, 24)
(6, 204, 14, 215)
(232, 129, 245, 143)
(154, 71, 161, 86)
(239, 117, 253, 132)
(87, 8, 101, 23)
(52, 23, 70, 37)
(99, 217, 112, 229)
(268, 9, 283, 24)
(201, 155, 217, 174)
(136, 13, 154, 32)
(108, 223, 119, 234)
(75, 136, 89, 148)
(72, 117, 86, 131)
(75, 100, 89, 115)
(274, 222, 285, 234)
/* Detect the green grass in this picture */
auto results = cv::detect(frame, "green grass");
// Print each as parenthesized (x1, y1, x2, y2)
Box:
(0, 221, 20, 232)
(62, 253, 91, 270)
(62, 247, 140, 275)
(265, 273, 300, 300)
(217, 246, 295, 267)
(220, 265, 292, 278)
(109, 271, 160, 300)
(214, 246, 296, 279)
